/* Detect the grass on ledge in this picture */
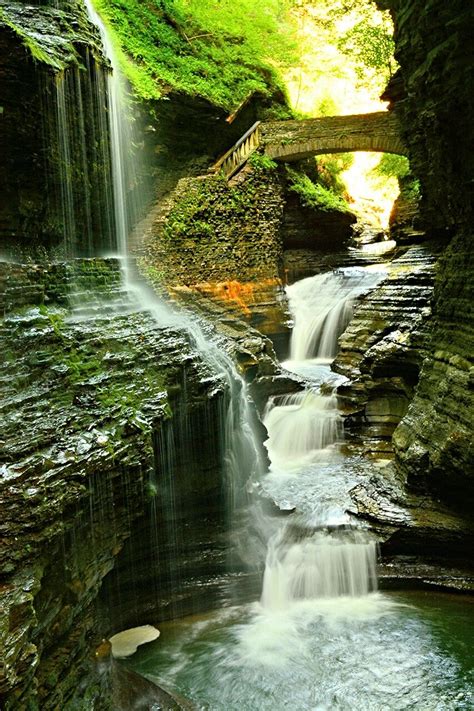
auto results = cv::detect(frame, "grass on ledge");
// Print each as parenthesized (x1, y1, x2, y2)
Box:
(95, 0, 296, 110)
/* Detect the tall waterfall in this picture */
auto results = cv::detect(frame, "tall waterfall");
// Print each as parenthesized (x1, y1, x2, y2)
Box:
(84, 0, 138, 260)
(83, 0, 266, 604)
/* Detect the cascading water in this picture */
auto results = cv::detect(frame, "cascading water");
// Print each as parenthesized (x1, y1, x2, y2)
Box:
(81, 0, 267, 614)
(285, 267, 386, 363)
(264, 390, 343, 470)
(126, 264, 474, 710)
(72, 7, 474, 711)
(261, 527, 378, 609)
(259, 265, 388, 608)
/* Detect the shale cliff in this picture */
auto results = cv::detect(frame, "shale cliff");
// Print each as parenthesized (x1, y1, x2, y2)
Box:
(0, 260, 233, 709)
(377, 0, 474, 505)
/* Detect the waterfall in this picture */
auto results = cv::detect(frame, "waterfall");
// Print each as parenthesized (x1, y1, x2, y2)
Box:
(286, 267, 385, 362)
(84, 0, 140, 270)
(81, 0, 266, 603)
(264, 390, 343, 469)
(260, 266, 386, 607)
(261, 527, 378, 609)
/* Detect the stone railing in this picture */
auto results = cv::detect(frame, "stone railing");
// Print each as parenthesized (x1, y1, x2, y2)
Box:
(211, 121, 261, 178)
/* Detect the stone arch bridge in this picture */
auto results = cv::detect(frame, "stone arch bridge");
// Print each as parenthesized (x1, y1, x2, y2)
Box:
(262, 111, 406, 161)
(213, 111, 406, 178)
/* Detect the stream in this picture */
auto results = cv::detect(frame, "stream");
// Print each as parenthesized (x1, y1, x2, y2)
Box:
(83, 4, 474, 708)
(125, 266, 474, 710)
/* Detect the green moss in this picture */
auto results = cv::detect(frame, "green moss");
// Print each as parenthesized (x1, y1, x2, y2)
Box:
(94, 0, 295, 109)
(286, 167, 352, 213)
(249, 152, 278, 171)
(0, 4, 103, 71)
(162, 171, 275, 244)
(38, 305, 66, 339)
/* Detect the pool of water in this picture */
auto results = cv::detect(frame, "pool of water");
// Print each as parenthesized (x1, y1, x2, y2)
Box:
(127, 591, 474, 710)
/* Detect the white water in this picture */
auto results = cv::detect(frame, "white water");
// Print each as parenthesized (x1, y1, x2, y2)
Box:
(261, 527, 378, 609)
(286, 267, 386, 361)
(264, 390, 343, 470)
(84, 1, 266, 579)
(84, 0, 136, 263)
(259, 266, 389, 609)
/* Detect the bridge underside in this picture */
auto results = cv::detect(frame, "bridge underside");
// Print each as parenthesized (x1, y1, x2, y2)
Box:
(262, 111, 407, 161)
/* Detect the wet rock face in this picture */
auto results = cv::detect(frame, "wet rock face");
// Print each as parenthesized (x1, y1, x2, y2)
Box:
(348, 463, 474, 592)
(393, 230, 474, 505)
(0, 259, 227, 709)
(0, 2, 116, 258)
(378, 0, 474, 504)
(333, 243, 440, 449)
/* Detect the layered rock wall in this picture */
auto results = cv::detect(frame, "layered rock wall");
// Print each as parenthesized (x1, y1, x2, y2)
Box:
(377, 0, 474, 504)
(333, 243, 440, 450)
(0, 259, 228, 709)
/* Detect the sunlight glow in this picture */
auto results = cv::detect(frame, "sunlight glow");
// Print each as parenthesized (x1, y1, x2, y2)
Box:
(342, 153, 399, 229)
(284, 2, 399, 230)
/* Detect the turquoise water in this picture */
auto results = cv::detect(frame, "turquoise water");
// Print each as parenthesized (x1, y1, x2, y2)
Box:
(127, 591, 474, 710)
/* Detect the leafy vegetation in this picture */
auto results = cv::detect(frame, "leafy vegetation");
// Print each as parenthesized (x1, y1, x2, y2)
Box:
(335, 2, 396, 82)
(316, 154, 353, 195)
(249, 152, 278, 171)
(284, 0, 395, 117)
(286, 167, 352, 213)
(96, 0, 297, 109)
(373, 154, 411, 180)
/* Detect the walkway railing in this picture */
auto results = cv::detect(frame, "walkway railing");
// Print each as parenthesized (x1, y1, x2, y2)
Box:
(211, 121, 261, 179)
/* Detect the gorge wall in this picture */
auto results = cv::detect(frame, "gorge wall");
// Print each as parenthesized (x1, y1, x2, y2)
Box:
(377, 0, 474, 505)
(0, 260, 234, 709)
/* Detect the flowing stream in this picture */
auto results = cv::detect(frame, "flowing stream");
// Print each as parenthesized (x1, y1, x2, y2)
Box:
(127, 268, 474, 710)
(83, 4, 473, 708)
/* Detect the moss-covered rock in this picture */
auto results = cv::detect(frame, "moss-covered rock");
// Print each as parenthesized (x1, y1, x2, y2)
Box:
(143, 166, 285, 286)
(0, 258, 228, 709)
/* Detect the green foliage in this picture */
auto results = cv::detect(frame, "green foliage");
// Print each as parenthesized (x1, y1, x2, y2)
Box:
(373, 154, 411, 180)
(314, 96, 339, 117)
(39, 305, 66, 339)
(316, 154, 353, 196)
(162, 169, 277, 247)
(249, 152, 278, 171)
(96, 0, 297, 109)
(403, 176, 421, 201)
(287, 167, 352, 213)
(334, 2, 396, 82)
(339, 21, 395, 80)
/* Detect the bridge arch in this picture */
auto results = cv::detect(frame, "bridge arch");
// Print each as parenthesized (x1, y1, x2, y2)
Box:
(261, 111, 407, 161)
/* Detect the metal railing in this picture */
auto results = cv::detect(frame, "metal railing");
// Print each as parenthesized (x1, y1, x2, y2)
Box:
(211, 121, 261, 179)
